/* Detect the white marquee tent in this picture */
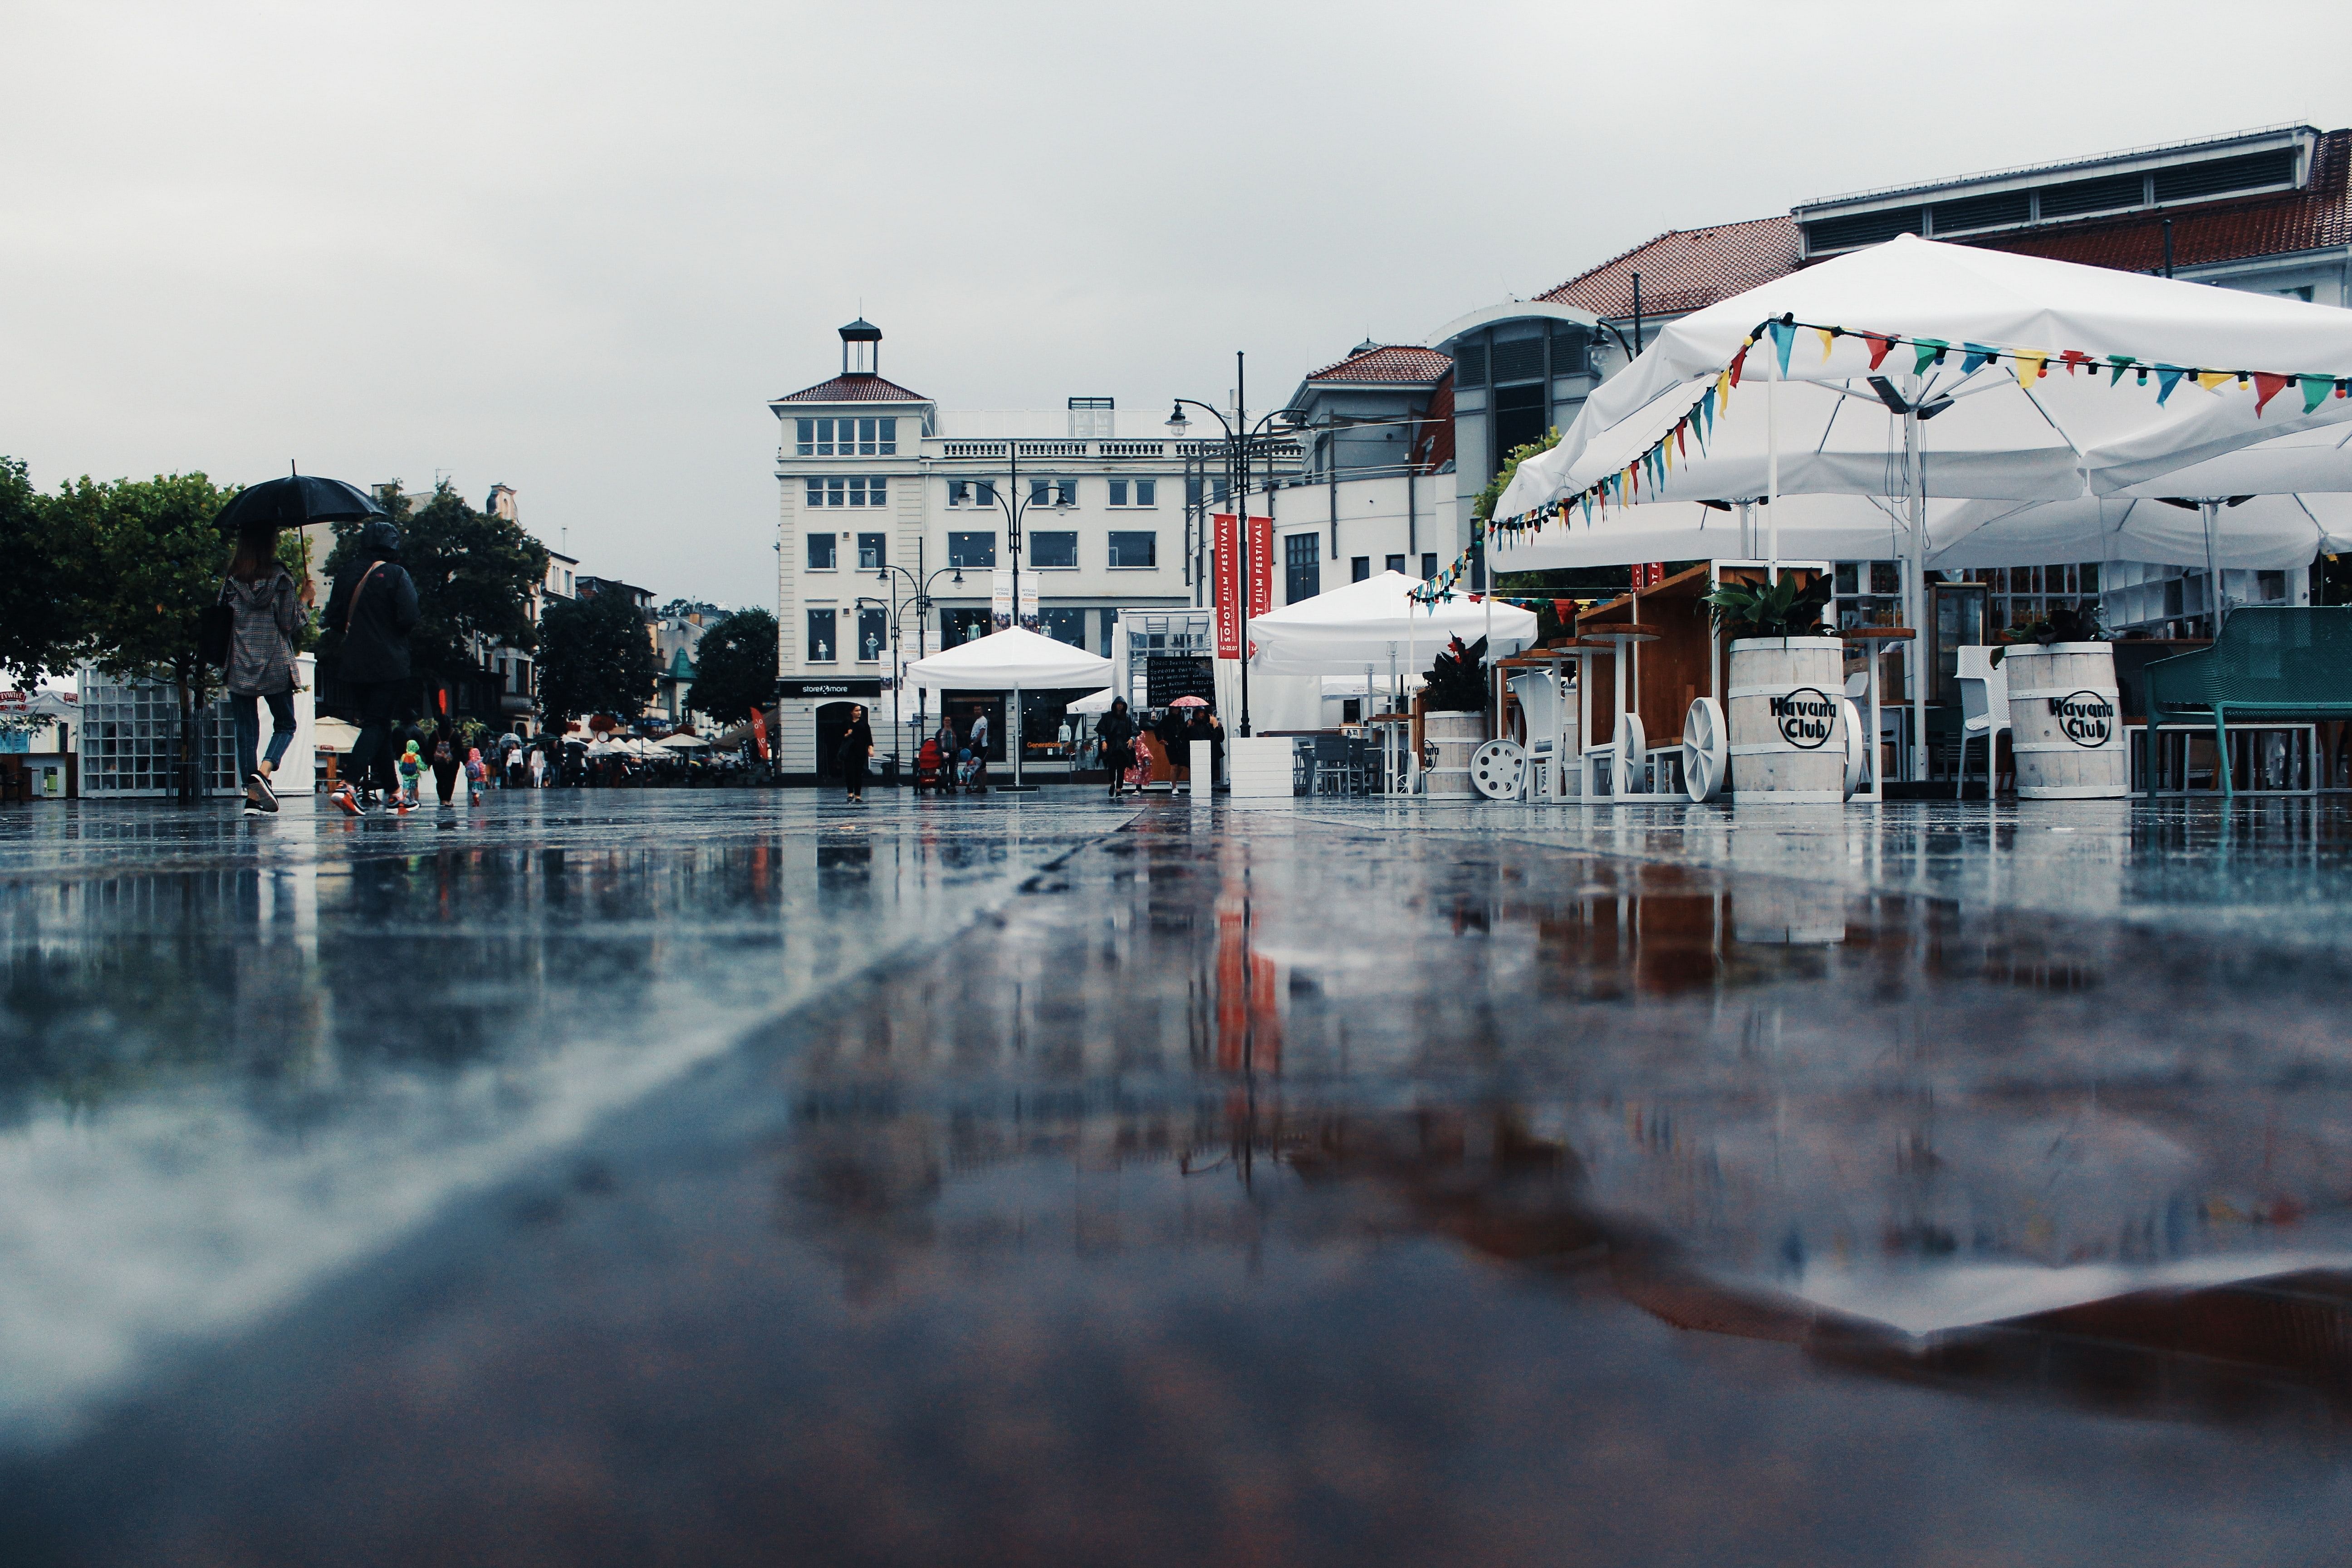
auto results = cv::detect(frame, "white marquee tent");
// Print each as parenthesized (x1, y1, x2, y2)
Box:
(1246, 570, 1537, 676)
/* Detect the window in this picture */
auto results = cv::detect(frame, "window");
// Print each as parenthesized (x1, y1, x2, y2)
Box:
(805, 608, 837, 663)
(1107, 531, 1156, 568)
(1213, 477, 1231, 505)
(1042, 607, 1086, 647)
(943, 608, 991, 646)
(1386, 554, 1406, 574)
(1068, 396, 1114, 439)
(1105, 479, 1158, 508)
(858, 533, 886, 570)
(794, 416, 897, 456)
(1030, 531, 1078, 568)
(1352, 556, 1371, 582)
(947, 480, 999, 508)
(1107, 480, 1127, 507)
(1285, 534, 1319, 603)
(806, 533, 837, 570)
(1029, 478, 1077, 508)
(857, 607, 887, 662)
(1420, 553, 1437, 581)
(948, 531, 996, 568)
(804, 476, 887, 507)
(1493, 382, 1548, 462)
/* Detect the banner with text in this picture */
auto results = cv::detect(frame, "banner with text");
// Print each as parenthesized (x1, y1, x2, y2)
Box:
(1212, 514, 1274, 660)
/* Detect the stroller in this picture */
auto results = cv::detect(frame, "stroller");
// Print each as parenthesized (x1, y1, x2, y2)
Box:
(957, 746, 989, 793)
(913, 738, 953, 796)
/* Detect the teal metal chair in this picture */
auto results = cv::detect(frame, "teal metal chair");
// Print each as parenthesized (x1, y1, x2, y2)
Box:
(2141, 607, 2352, 795)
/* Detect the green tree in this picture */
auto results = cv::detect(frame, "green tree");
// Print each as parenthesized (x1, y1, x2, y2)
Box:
(537, 589, 658, 726)
(318, 480, 546, 697)
(59, 470, 237, 800)
(0, 456, 88, 686)
(686, 608, 778, 723)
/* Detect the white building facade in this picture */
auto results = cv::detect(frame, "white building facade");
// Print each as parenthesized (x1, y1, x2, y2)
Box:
(770, 318, 1301, 777)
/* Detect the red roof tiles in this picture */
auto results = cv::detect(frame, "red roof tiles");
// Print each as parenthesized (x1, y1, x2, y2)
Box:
(1538, 216, 1801, 320)
(1303, 343, 1453, 384)
(774, 373, 929, 403)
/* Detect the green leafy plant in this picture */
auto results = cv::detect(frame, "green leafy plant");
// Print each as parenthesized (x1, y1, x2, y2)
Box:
(1471, 428, 1561, 524)
(1422, 635, 1489, 712)
(1702, 575, 1831, 639)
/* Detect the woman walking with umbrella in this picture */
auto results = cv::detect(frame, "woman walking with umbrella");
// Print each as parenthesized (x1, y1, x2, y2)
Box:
(222, 523, 309, 814)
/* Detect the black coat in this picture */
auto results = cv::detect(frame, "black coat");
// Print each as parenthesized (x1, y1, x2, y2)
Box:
(838, 720, 874, 764)
(325, 543, 421, 683)
(1096, 710, 1135, 758)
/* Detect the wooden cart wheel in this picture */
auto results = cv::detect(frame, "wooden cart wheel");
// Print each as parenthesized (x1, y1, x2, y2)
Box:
(1470, 740, 1528, 801)
(1840, 696, 1866, 799)
(1682, 697, 1727, 803)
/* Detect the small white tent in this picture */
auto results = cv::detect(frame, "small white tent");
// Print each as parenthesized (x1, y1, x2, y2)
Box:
(1246, 570, 1536, 675)
(906, 627, 1115, 784)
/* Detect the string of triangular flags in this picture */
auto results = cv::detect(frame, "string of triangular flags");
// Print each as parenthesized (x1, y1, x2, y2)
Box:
(1411, 313, 2352, 608)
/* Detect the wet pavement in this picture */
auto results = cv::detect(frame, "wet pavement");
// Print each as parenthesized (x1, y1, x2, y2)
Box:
(4, 789, 2352, 1564)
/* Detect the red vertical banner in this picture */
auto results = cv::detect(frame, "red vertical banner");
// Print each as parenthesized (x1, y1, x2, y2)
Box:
(1634, 562, 1666, 588)
(1213, 512, 1240, 658)
(1248, 515, 1273, 619)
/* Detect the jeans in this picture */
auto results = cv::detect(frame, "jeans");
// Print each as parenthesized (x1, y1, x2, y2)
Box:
(342, 680, 403, 792)
(231, 691, 296, 783)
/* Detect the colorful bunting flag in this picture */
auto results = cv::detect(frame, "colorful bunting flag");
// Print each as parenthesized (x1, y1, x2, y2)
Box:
(2303, 375, 2335, 414)
(1766, 320, 1796, 377)
(2107, 355, 2134, 386)
(2253, 373, 2291, 415)
(1816, 327, 1837, 362)
(2013, 352, 2048, 384)
(1960, 343, 1999, 375)
(2194, 369, 2234, 393)
(1862, 333, 1895, 370)
(2154, 365, 2185, 406)
(1912, 338, 1948, 375)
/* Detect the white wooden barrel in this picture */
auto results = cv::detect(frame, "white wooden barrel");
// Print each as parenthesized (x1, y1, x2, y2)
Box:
(1423, 711, 1485, 796)
(1725, 637, 1847, 804)
(2003, 642, 2127, 799)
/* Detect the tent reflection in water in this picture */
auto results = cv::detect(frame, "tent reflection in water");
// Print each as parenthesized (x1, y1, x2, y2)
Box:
(1491, 234, 2352, 780)
(904, 626, 1113, 788)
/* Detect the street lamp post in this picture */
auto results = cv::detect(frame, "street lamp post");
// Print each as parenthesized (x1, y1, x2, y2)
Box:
(1166, 351, 1302, 739)
(956, 442, 1071, 789)
(872, 536, 966, 774)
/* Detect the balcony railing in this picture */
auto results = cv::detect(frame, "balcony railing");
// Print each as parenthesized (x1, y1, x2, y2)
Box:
(873, 438, 1308, 465)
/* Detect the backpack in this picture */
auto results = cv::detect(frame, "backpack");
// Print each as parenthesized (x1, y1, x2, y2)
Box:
(433, 738, 454, 765)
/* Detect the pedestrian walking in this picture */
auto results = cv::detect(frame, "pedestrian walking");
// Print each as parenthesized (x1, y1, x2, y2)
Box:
(529, 745, 547, 789)
(838, 704, 875, 803)
(1097, 697, 1135, 800)
(465, 745, 489, 806)
(429, 725, 461, 808)
(396, 740, 424, 810)
(222, 523, 308, 817)
(322, 519, 420, 817)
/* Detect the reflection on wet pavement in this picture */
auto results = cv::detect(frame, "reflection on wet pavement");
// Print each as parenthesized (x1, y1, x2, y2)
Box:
(6, 795, 2352, 1564)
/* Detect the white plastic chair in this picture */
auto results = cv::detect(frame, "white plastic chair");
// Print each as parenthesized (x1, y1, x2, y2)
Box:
(1954, 646, 2010, 799)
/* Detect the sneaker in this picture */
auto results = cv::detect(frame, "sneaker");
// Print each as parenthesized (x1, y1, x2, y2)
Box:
(247, 772, 279, 813)
(243, 803, 264, 816)
(331, 786, 365, 818)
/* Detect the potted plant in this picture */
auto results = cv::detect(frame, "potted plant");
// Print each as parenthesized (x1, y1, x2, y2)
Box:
(1702, 573, 1846, 803)
(1418, 636, 1490, 795)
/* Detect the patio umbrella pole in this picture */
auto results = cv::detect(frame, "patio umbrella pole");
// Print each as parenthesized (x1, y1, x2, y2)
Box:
(1766, 360, 1780, 582)
(2202, 500, 2225, 634)
(1013, 684, 1023, 788)
(1906, 396, 1929, 782)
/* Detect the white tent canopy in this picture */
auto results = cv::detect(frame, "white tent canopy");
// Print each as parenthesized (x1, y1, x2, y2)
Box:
(1246, 570, 1537, 675)
(657, 731, 712, 750)
(906, 626, 1113, 696)
(1498, 234, 2352, 521)
(1490, 493, 1953, 573)
(1931, 492, 2352, 570)
(1065, 687, 1117, 715)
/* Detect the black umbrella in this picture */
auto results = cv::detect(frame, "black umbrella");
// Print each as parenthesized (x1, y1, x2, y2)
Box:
(212, 469, 386, 533)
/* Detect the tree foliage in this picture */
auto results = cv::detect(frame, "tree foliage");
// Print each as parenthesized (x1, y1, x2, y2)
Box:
(0, 456, 87, 686)
(318, 480, 546, 687)
(536, 589, 658, 725)
(1470, 427, 1562, 524)
(687, 608, 778, 723)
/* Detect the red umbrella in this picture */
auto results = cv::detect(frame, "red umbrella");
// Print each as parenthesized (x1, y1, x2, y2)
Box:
(1169, 695, 1209, 708)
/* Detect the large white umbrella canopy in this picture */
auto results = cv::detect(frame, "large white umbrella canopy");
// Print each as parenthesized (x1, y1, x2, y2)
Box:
(1490, 493, 1945, 572)
(1931, 492, 2352, 570)
(905, 625, 1113, 695)
(657, 731, 712, 750)
(1497, 234, 2352, 521)
(1248, 570, 1536, 675)
(1065, 687, 1117, 715)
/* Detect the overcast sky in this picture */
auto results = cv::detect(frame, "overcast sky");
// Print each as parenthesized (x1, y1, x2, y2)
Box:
(7, 2, 2351, 602)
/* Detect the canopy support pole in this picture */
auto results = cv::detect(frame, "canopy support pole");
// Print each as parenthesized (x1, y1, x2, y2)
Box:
(2203, 500, 2226, 635)
(1012, 685, 1023, 789)
(1905, 395, 1928, 782)
(1766, 359, 1781, 583)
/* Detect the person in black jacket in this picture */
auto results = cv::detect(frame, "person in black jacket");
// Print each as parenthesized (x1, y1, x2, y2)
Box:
(838, 705, 875, 802)
(1095, 698, 1135, 800)
(323, 519, 421, 816)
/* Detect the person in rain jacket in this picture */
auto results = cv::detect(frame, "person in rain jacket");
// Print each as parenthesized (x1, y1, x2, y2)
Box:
(323, 519, 421, 814)
(838, 704, 875, 803)
(465, 746, 489, 806)
(396, 740, 424, 808)
(1095, 698, 1136, 800)
(223, 523, 308, 815)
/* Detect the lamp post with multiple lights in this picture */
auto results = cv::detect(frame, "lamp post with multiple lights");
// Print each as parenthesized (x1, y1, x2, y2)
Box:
(867, 538, 967, 771)
(1165, 352, 1302, 738)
